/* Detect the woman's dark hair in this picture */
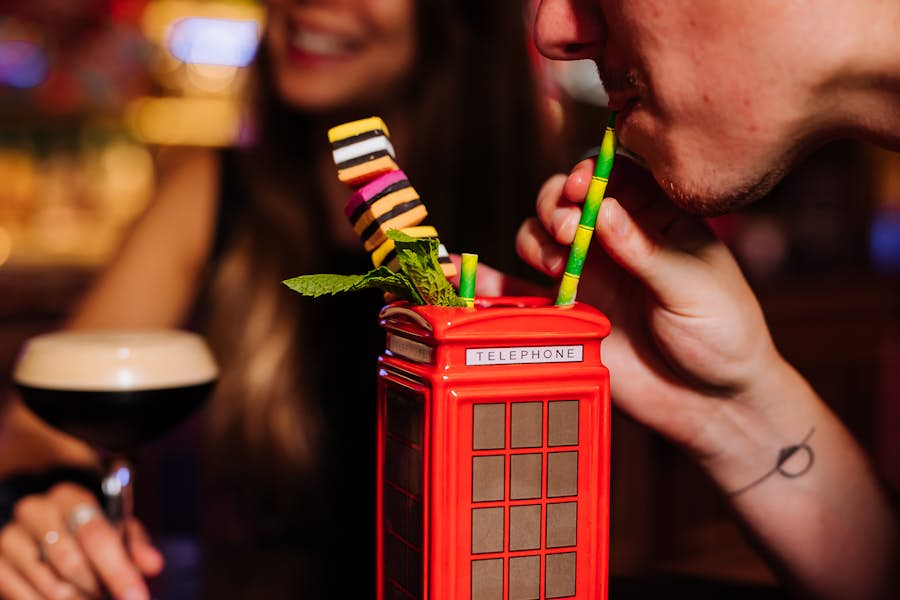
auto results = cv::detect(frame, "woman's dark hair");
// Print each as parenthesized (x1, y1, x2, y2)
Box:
(203, 0, 562, 525)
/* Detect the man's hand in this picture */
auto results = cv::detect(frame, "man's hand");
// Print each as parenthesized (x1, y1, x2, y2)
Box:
(515, 157, 783, 464)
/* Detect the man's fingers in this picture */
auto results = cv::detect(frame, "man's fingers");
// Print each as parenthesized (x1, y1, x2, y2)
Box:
(536, 174, 583, 245)
(0, 523, 82, 600)
(563, 159, 595, 204)
(595, 198, 721, 309)
(14, 492, 100, 597)
(126, 520, 164, 577)
(50, 484, 149, 600)
(516, 217, 568, 277)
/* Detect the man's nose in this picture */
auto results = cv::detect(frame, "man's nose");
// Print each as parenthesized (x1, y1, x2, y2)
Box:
(533, 0, 605, 61)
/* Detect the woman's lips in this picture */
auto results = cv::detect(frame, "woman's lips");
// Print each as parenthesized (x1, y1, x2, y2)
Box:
(285, 21, 361, 65)
(291, 29, 352, 56)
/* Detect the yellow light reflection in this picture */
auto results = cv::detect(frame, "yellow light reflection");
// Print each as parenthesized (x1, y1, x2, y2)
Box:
(125, 96, 242, 146)
(185, 62, 239, 94)
(83, 141, 155, 222)
(0, 150, 38, 214)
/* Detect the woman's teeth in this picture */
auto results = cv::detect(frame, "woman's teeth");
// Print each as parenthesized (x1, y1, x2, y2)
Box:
(290, 30, 351, 56)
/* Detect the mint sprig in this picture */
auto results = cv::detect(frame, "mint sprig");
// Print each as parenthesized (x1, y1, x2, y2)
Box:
(283, 266, 425, 304)
(389, 230, 466, 307)
(282, 230, 465, 307)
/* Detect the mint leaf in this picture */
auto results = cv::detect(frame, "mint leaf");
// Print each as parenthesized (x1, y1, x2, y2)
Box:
(283, 232, 466, 307)
(283, 266, 424, 303)
(388, 230, 467, 307)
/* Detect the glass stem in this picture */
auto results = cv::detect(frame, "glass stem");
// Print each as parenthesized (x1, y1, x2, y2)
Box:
(102, 456, 134, 543)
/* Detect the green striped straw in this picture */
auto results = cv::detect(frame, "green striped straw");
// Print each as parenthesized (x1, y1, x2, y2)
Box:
(555, 112, 618, 306)
(459, 253, 478, 307)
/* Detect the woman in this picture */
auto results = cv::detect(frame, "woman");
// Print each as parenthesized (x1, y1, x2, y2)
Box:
(0, 1, 562, 598)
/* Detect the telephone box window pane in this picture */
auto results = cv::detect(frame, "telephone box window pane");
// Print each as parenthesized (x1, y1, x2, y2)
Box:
(408, 546, 422, 597)
(510, 454, 542, 500)
(408, 497, 422, 547)
(509, 504, 541, 551)
(384, 484, 407, 539)
(409, 449, 423, 496)
(510, 402, 542, 448)
(471, 558, 503, 600)
(387, 388, 423, 445)
(548, 400, 579, 446)
(473, 404, 506, 450)
(472, 456, 505, 502)
(385, 438, 403, 485)
(546, 502, 577, 548)
(545, 552, 577, 598)
(509, 555, 540, 600)
(472, 507, 504, 554)
(386, 581, 406, 600)
(386, 533, 407, 588)
(547, 451, 578, 498)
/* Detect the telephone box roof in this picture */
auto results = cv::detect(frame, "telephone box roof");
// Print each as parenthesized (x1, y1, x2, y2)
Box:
(379, 297, 611, 345)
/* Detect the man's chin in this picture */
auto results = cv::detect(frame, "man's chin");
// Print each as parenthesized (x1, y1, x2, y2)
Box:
(654, 165, 785, 217)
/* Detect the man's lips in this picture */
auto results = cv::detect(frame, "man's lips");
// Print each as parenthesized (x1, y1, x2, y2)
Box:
(601, 65, 645, 112)
(604, 90, 640, 113)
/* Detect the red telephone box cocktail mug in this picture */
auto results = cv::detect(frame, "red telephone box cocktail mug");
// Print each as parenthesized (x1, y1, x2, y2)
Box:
(376, 297, 612, 600)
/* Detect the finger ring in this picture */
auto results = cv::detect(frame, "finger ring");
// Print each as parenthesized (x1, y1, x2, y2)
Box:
(67, 503, 102, 533)
(37, 530, 60, 562)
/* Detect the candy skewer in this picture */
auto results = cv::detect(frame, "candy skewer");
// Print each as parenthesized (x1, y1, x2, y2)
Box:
(555, 112, 618, 306)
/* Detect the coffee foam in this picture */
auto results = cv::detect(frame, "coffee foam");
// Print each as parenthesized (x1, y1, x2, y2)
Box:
(13, 329, 219, 391)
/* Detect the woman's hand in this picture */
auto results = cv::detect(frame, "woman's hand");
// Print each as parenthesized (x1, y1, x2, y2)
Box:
(0, 483, 163, 600)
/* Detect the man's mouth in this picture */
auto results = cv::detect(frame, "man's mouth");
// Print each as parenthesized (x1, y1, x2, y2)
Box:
(600, 66, 644, 111)
(606, 93, 639, 115)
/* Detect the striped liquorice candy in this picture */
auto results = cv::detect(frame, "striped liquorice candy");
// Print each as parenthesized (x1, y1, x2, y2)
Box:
(348, 172, 428, 251)
(345, 169, 416, 224)
(328, 117, 398, 186)
(436, 243, 456, 277)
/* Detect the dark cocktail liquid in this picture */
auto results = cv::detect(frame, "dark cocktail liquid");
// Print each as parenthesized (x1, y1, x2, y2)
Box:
(16, 382, 215, 453)
(13, 329, 219, 453)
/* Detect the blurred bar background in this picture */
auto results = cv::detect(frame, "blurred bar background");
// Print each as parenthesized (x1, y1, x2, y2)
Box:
(0, 0, 261, 380)
(1, 0, 898, 591)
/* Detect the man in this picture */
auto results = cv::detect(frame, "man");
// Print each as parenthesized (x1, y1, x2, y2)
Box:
(513, 1, 900, 598)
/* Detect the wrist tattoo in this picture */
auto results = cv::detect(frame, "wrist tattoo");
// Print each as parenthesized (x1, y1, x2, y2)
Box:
(728, 427, 815, 497)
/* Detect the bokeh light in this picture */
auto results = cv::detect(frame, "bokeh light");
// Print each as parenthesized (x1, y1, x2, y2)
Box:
(870, 209, 900, 273)
(125, 96, 241, 146)
(167, 17, 259, 67)
(0, 40, 49, 88)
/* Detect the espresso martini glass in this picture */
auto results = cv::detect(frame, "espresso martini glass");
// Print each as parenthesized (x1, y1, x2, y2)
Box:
(12, 329, 218, 539)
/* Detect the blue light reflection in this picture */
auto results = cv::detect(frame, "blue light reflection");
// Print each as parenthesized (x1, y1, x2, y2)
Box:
(870, 209, 900, 273)
(0, 40, 49, 88)
(168, 17, 259, 67)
